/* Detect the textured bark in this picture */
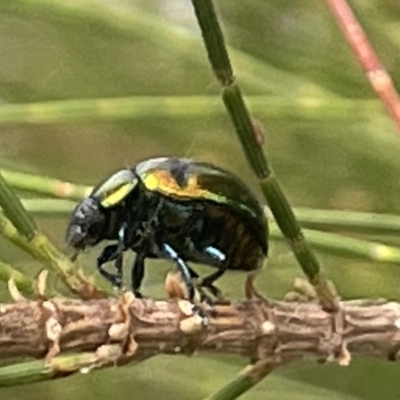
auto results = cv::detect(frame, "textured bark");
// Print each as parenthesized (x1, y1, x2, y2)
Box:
(0, 295, 399, 367)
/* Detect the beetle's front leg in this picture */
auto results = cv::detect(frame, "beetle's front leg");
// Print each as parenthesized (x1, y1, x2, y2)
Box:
(97, 244, 124, 288)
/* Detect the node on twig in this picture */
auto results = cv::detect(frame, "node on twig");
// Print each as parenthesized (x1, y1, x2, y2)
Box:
(108, 291, 137, 357)
(35, 269, 49, 299)
(42, 300, 62, 362)
(165, 271, 189, 300)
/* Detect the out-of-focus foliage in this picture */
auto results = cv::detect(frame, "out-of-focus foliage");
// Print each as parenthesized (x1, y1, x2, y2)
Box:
(0, 0, 400, 399)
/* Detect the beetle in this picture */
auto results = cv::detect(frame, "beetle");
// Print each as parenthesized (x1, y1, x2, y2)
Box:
(65, 157, 268, 301)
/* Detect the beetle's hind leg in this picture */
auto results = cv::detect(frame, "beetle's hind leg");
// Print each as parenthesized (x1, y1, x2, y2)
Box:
(190, 245, 230, 304)
(160, 243, 229, 304)
(97, 244, 124, 288)
(197, 266, 229, 304)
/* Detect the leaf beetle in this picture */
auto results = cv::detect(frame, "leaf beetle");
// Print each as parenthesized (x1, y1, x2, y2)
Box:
(66, 157, 268, 301)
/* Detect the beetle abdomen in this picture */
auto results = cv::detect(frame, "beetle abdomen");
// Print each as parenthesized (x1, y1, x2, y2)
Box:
(200, 202, 267, 271)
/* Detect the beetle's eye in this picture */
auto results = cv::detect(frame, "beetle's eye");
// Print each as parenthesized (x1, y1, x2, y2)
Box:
(92, 169, 138, 208)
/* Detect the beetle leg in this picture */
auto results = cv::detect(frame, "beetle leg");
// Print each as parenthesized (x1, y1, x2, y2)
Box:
(161, 243, 195, 301)
(199, 268, 226, 299)
(114, 251, 123, 288)
(131, 252, 146, 298)
(182, 244, 227, 303)
(97, 244, 124, 288)
(187, 266, 199, 279)
(197, 246, 227, 300)
(112, 223, 127, 287)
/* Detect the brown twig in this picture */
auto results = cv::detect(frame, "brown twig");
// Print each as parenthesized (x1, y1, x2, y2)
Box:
(326, 0, 400, 134)
(1, 295, 400, 373)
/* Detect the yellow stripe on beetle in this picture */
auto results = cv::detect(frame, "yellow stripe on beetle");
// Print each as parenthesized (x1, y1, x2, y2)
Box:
(143, 170, 212, 199)
(99, 181, 137, 208)
(142, 169, 255, 216)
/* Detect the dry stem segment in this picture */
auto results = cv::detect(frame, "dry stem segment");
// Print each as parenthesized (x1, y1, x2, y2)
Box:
(1, 297, 400, 369)
(326, 0, 400, 134)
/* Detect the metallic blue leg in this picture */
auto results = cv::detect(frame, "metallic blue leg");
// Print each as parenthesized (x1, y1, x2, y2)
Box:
(199, 246, 227, 298)
(162, 243, 195, 300)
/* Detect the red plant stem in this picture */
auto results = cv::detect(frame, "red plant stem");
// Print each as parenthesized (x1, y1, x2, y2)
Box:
(326, 0, 400, 135)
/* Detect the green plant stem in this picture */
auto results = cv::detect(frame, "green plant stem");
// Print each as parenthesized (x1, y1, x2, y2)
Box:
(0, 213, 46, 258)
(0, 352, 114, 387)
(20, 199, 77, 215)
(0, 260, 34, 295)
(293, 207, 400, 235)
(2, 170, 89, 200)
(270, 223, 400, 265)
(190, 0, 338, 311)
(0, 96, 379, 125)
(0, 171, 36, 240)
(202, 361, 276, 400)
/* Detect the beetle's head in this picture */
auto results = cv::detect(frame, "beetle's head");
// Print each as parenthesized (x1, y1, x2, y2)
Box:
(65, 168, 139, 253)
(65, 197, 107, 252)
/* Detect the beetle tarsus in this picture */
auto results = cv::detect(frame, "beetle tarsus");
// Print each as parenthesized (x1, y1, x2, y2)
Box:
(195, 281, 230, 305)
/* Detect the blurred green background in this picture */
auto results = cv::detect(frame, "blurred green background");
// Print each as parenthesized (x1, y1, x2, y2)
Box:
(1, 0, 400, 399)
